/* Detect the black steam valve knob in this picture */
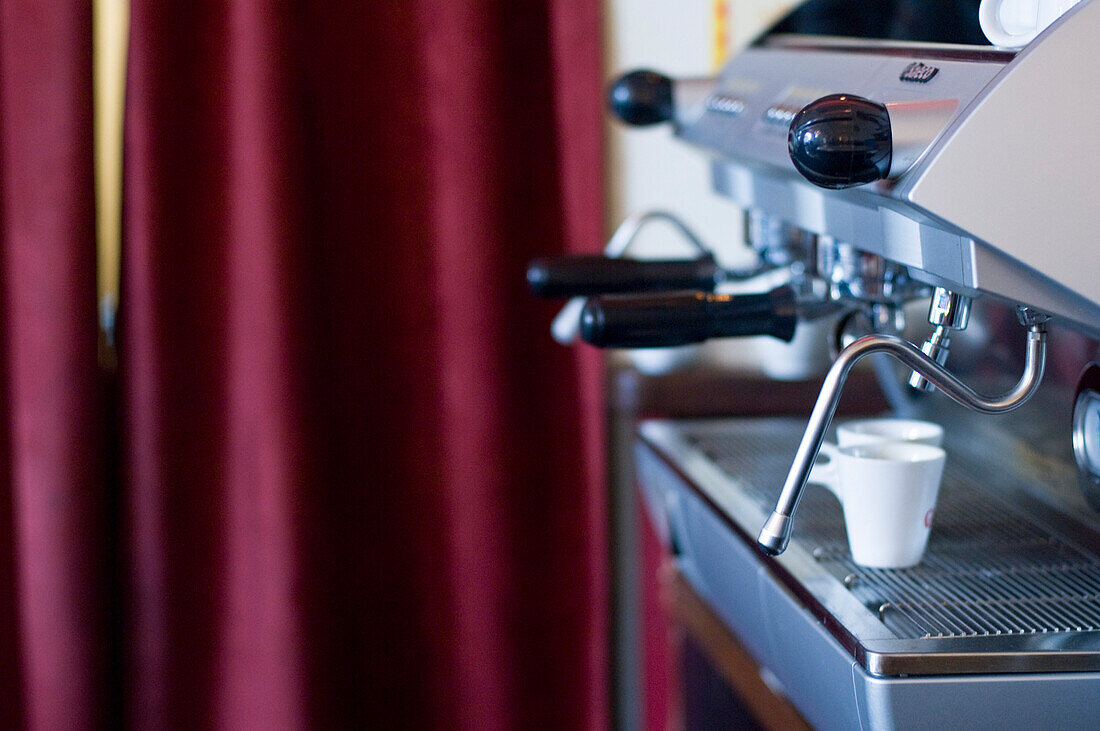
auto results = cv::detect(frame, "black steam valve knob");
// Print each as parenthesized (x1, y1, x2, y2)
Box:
(788, 94, 891, 189)
(607, 70, 674, 126)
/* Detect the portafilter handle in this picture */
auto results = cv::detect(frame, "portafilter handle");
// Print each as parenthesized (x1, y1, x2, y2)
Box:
(527, 254, 721, 298)
(579, 286, 797, 349)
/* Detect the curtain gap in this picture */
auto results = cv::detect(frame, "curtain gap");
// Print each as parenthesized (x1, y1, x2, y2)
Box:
(93, 0, 129, 372)
(92, 3, 129, 724)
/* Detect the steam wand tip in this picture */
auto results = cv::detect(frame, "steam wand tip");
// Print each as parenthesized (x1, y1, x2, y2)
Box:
(758, 511, 793, 556)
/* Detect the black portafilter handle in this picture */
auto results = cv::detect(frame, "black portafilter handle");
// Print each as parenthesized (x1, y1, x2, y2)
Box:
(580, 286, 798, 349)
(607, 69, 674, 126)
(526, 253, 719, 298)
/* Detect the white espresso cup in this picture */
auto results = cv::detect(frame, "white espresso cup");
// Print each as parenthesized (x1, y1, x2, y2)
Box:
(836, 417, 944, 449)
(978, 0, 1082, 48)
(809, 440, 946, 569)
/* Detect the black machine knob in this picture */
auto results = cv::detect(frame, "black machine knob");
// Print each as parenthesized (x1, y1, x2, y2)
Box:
(579, 287, 797, 349)
(607, 70, 674, 126)
(526, 254, 719, 298)
(788, 94, 891, 189)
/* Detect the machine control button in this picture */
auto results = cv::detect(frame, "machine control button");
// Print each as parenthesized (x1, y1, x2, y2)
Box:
(706, 94, 746, 116)
(787, 94, 891, 189)
(765, 103, 800, 126)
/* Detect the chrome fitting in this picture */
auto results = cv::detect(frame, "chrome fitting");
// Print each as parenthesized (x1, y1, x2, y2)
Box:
(909, 288, 971, 392)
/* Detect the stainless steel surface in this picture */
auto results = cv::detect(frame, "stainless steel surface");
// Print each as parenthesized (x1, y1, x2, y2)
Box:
(820, 240, 918, 306)
(676, 6, 1100, 335)
(760, 323, 1048, 556)
(883, 98, 958, 177)
(641, 415, 1100, 676)
(903, 0, 1100, 324)
(745, 209, 817, 270)
(669, 77, 717, 129)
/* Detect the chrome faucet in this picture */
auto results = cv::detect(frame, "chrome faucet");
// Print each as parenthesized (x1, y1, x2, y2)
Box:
(757, 310, 1048, 557)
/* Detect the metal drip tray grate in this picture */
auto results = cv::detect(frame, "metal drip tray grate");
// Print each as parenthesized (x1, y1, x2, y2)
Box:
(684, 420, 1100, 641)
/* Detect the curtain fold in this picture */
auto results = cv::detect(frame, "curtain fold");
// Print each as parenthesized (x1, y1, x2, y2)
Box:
(0, 2, 106, 728)
(0, 2, 606, 725)
(120, 1, 607, 728)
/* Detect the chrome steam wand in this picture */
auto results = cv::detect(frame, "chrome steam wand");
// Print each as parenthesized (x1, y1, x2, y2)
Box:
(757, 314, 1048, 557)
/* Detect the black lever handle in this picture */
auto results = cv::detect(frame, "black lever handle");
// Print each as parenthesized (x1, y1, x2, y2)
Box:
(579, 286, 797, 348)
(607, 69, 674, 126)
(527, 254, 719, 298)
(788, 94, 891, 189)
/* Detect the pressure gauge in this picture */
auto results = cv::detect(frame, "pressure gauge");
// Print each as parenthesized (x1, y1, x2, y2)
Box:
(1072, 363, 1100, 511)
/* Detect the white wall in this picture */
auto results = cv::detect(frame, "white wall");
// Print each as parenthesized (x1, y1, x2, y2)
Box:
(603, 1, 812, 375)
(603, 1, 797, 266)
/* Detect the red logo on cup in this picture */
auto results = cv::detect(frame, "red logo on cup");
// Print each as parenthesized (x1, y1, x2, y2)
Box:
(924, 509, 935, 528)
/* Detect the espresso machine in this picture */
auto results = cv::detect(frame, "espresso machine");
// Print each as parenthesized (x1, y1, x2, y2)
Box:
(530, 0, 1100, 727)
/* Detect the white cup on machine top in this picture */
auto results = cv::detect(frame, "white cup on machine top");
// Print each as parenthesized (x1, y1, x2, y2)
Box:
(809, 439, 946, 569)
(978, 0, 1083, 48)
(836, 417, 944, 448)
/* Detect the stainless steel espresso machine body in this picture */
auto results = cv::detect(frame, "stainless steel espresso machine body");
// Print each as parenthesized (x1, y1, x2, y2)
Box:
(532, 1, 1100, 727)
(617, 1, 1100, 728)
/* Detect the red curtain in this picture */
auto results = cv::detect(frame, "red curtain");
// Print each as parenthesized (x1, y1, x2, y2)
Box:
(0, 0, 606, 728)
(0, 2, 107, 728)
(118, 0, 607, 728)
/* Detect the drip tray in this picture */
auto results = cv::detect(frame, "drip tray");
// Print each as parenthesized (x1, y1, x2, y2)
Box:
(638, 417, 1100, 677)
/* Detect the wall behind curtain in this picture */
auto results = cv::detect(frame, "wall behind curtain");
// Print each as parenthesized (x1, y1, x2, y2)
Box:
(121, 1, 607, 728)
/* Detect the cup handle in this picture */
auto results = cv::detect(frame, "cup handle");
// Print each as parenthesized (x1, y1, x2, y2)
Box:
(808, 442, 843, 501)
